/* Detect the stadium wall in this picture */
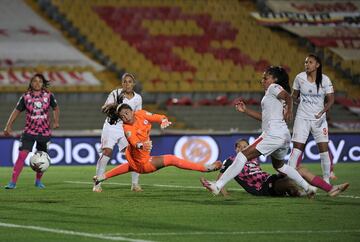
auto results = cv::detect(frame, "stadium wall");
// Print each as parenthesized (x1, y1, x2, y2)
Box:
(0, 133, 359, 167)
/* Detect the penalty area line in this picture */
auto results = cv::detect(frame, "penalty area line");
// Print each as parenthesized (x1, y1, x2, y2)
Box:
(0, 222, 154, 242)
(65, 180, 244, 191)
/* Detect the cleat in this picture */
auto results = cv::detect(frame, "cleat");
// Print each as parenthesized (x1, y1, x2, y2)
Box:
(92, 183, 102, 193)
(131, 184, 143, 192)
(200, 177, 220, 195)
(205, 160, 222, 172)
(35, 180, 45, 189)
(5, 182, 16, 189)
(305, 185, 317, 199)
(330, 171, 338, 180)
(328, 183, 350, 197)
(93, 175, 105, 186)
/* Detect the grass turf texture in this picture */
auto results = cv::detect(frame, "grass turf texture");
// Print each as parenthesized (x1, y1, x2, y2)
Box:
(0, 163, 359, 242)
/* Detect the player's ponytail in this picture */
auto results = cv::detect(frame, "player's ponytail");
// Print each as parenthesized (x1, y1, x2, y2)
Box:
(102, 103, 133, 125)
(308, 54, 323, 93)
(265, 66, 290, 93)
(102, 103, 119, 125)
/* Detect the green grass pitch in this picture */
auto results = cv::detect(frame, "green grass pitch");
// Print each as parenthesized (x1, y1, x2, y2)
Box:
(0, 163, 359, 242)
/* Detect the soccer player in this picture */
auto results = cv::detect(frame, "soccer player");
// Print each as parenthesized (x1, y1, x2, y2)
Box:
(3, 74, 60, 189)
(93, 104, 222, 186)
(201, 66, 317, 197)
(288, 54, 336, 183)
(93, 73, 143, 192)
(217, 139, 349, 197)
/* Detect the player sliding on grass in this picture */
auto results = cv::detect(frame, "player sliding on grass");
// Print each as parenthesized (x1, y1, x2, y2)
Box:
(214, 139, 349, 197)
(93, 104, 222, 186)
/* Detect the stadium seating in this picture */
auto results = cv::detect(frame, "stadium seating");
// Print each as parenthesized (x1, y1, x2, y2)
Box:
(1, 0, 358, 132)
(48, 0, 327, 93)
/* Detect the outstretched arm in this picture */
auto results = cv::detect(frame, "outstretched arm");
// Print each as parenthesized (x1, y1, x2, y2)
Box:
(4, 109, 21, 136)
(235, 100, 262, 121)
(142, 110, 172, 129)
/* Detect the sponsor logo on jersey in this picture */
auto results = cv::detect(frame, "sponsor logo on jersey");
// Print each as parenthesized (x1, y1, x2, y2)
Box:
(34, 101, 43, 109)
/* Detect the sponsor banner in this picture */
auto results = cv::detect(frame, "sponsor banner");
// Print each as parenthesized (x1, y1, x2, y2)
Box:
(0, 133, 359, 167)
(266, 1, 360, 14)
(251, 12, 360, 26)
(281, 26, 360, 38)
(0, 70, 101, 86)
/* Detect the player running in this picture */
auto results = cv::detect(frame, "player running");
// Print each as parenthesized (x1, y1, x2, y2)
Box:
(201, 66, 317, 197)
(93, 73, 143, 192)
(93, 104, 222, 187)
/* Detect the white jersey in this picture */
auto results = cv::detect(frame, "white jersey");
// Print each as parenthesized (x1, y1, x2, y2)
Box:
(103, 88, 142, 128)
(261, 83, 289, 137)
(293, 72, 334, 120)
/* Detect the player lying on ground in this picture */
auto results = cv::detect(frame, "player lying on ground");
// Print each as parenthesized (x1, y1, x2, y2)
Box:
(93, 104, 222, 186)
(213, 139, 349, 197)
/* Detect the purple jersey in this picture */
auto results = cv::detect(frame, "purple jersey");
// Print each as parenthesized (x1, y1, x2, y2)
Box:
(221, 157, 271, 195)
(16, 90, 57, 136)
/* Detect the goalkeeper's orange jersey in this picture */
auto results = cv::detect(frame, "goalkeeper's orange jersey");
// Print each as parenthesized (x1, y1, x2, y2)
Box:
(123, 110, 166, 170)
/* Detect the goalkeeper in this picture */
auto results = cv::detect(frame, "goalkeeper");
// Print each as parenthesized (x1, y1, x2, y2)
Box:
(94, 103, 222, 186)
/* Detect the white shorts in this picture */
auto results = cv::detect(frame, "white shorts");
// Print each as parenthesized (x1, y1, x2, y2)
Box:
(292, 116, 329, 143)
(254, 133, 291, 160)
(101, 121, 129, 152)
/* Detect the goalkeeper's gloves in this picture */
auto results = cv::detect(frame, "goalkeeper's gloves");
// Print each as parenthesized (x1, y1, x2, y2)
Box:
(160, 118, 172, 129)
(136, 141, 152, 152)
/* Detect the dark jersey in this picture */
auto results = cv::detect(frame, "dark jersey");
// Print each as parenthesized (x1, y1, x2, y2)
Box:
(16, 90, 57, 136)
(220, 157, 273, 196)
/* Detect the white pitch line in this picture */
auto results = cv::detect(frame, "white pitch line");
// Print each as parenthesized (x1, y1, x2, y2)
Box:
(65, 181, 360, 199)
(104, 229, 360, 236)
(64, 180, 244, 191)
(0, 222, 154, 242)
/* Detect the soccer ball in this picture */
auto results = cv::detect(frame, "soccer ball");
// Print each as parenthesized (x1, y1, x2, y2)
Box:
(29, 151, 51, 173)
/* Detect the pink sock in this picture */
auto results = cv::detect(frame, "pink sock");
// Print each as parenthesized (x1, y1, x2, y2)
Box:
(311, 176, 332, 192)
(11, 150, 29, 183)
(36, 172, 43, 181)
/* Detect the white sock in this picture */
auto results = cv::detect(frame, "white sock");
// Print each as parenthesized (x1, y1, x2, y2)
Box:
(320, 152, 331, 183)
(277, 164, 310, 191)
(216, 152, 247, 190)
(96, 155, 110, 177)
(288, 148, 302, 168)
(131, 172, 140, 185)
